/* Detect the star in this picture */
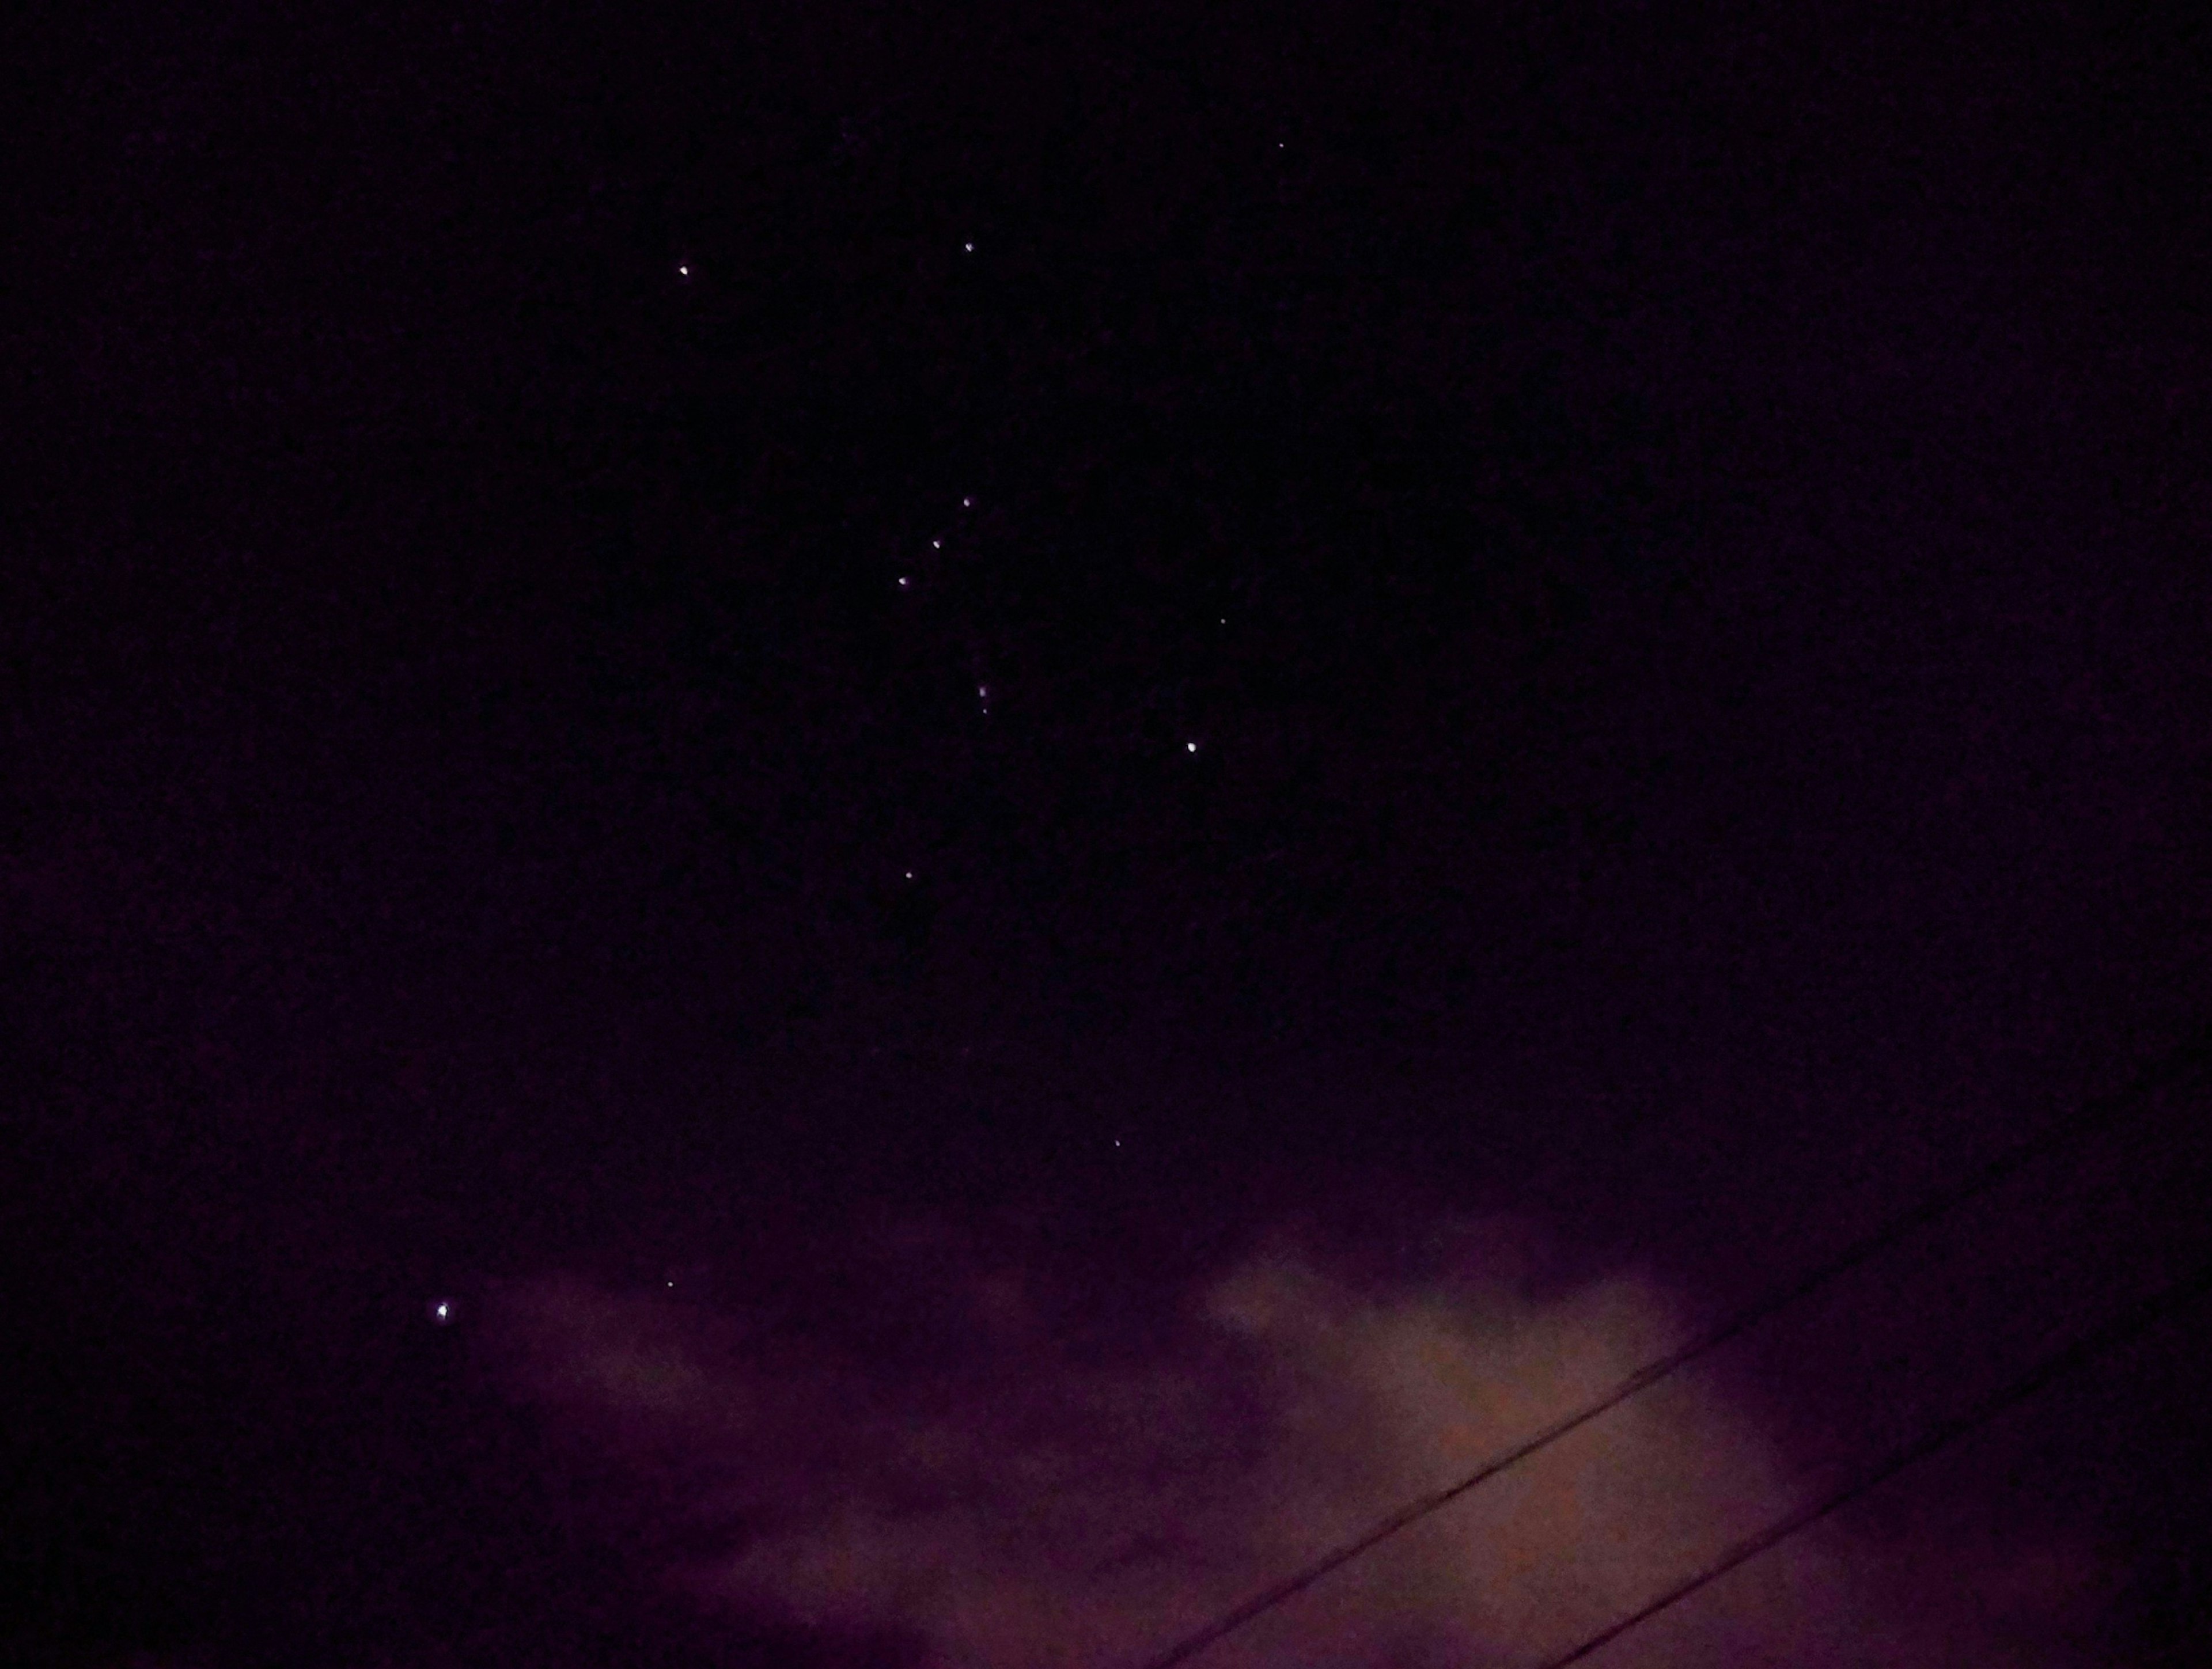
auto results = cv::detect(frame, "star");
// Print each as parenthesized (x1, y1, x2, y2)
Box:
(963, 241, 975, 252)
(428, 1298, 457, 1326)
(1186, 741, 1200, 753)
(962, 496, 974, 508)
(677, 263, 690, 277)
(899, 576, 911, 588)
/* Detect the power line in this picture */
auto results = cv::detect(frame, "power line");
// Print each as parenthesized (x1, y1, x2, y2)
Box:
(1132, 1022, 2212, 1669)
(1531, 1249, 2212, 1669)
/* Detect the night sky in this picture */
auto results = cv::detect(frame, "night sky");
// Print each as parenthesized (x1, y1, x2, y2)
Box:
(10, 2, 2212, 1665)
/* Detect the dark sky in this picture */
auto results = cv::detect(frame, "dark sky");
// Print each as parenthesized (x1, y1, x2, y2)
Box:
(9, 2, 2212, 1665)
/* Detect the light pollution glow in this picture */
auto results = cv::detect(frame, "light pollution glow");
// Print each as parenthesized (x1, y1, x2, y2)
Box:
(487, 1214, 2111, 1667)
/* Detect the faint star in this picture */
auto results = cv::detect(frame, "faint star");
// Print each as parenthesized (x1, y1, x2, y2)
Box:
(899, 576, 911, 588)
(932, 538, 942, 548)
(963, 241, 975, 252)
(677, 263, 690, 277)
(962, 496, 974, 507)
(1186, 741, 1199, 753)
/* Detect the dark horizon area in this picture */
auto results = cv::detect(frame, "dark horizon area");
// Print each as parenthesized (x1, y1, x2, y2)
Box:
(9, 2, 2212, 1664)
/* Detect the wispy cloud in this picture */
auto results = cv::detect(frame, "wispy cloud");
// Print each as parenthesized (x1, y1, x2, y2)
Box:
(487, 1216, 2107, 1667)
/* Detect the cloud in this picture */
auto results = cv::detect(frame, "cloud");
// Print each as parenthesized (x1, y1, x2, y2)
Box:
(485, 1216, 2108, 1668)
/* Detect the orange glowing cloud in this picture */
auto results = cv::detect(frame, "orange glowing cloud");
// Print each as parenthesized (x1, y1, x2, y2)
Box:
(486, 1216, 2108, 1667)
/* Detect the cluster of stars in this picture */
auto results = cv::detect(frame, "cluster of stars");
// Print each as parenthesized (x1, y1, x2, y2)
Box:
(890, 492, 1206, 751)
(665, 219, 1219, 761)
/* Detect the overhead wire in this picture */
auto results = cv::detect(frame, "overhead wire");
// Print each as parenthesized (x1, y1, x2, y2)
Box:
(1528, 1246, 2212, 1667)
(1132, 1020, 2212, 1669)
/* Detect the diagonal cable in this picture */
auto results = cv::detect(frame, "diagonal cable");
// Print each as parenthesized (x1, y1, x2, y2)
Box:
(1134, 1021, 2212, 1669)
(1530, 1248, 2212, 1667)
